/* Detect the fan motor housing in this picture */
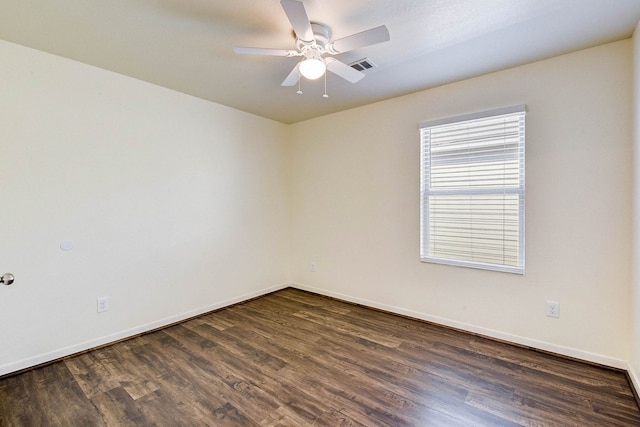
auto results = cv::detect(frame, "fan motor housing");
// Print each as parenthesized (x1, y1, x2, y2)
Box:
(296, 22, 331, 50)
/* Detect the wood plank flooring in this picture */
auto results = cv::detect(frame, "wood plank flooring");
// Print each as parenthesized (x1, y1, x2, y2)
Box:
(1, 288, 639, 426)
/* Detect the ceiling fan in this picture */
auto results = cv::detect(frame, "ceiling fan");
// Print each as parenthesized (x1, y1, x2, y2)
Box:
(233, 0, 390, 89)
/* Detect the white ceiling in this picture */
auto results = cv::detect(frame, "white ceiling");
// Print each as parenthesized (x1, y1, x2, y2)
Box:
(1, 0, 640, 124)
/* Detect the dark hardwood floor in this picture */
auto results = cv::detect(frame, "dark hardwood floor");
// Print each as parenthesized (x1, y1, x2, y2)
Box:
(1, 288, 639, 426)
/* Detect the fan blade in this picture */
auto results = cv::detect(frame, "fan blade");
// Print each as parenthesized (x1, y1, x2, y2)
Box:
(325, 58, 364, 83)
(281, 63, 301, 86)
(281, 0, 314, 43)
(327, 25, 390, 54)
(233, 47, 297, 57)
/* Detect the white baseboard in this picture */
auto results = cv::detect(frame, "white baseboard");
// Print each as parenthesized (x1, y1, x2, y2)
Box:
(291, 282, 629, 370)
(0, 282, 289, 377)
(628, 362, 640, 398)
(4, 281, 633, 384)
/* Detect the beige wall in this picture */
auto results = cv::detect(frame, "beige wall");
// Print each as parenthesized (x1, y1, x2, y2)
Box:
(0, 40, 291, 375)
(290, 40, 633, 367)
(631, 21, 640, 391)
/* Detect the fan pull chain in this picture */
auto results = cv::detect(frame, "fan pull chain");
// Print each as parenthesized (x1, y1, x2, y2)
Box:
(323, 72, 328, 98)
(297, 66, 303, 95)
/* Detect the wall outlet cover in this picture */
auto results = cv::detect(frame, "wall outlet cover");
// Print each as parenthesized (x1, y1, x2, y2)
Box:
(546, 301, 560, 318)
(97, 297, 110, 313)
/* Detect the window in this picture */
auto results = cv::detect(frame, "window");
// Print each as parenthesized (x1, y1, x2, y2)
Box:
(420, 105, 525, 274)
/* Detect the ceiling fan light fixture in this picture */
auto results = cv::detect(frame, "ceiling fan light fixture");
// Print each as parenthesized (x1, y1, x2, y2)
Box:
(234, 1, 391, 88)
(299, 57, 326, 80)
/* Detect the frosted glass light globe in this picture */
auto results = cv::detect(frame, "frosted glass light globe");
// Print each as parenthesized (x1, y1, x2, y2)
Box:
(299, 58, 326, 80)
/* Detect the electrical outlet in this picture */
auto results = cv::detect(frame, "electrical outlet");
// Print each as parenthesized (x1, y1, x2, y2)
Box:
(97, 297, 110, 313)
(546, 301, 559, 318)
(311, 261, 317, 272)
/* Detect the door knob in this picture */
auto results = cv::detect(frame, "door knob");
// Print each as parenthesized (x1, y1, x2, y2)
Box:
(1, 273, 14, 286)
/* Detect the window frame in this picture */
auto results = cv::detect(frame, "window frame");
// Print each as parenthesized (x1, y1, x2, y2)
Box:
(419, 105, 526, 274)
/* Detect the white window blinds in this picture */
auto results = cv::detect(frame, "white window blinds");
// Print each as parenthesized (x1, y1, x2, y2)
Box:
(420, 105, 525, 274)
